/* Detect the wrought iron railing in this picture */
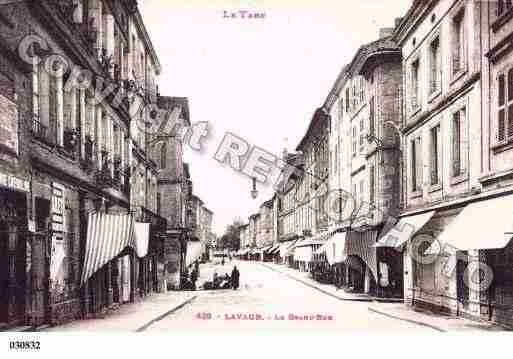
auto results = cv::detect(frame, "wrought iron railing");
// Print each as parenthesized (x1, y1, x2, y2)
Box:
(31, 116, 49, 143)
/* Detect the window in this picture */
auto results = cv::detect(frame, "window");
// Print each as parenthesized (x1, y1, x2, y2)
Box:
(497, 70, 513, 142)
(411, 58, 420, 111)
(411, 137, 422, 192)
(345, 88, 350, 112)
(359, 119, 364, 152)
(352, 127, 357, 156)
(339, 98, 344, 120)
(429, 36, 440, 94)
(359, 180, 364, 203)
(498, 0, 512, 17)
(160, 142, 167, 169)
(452, 108, 467, 177)
(369, 96, 375, 137)
(369, 165, 375, 204)
(429, 125, 440, 185)
(452, 10, 465, 75)
(359, 77, 364, 102)
(353, 183, 357, 203)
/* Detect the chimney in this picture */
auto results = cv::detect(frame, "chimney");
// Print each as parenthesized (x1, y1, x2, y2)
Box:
(379, 27, 394, 39)
(394, 17, 403, 29)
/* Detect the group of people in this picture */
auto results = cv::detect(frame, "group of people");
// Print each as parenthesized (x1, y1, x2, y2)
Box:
(203, 266, 240, 290)
(181, 261, 200, 290)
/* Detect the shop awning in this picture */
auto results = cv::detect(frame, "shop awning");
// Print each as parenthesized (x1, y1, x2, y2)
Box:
(294, 245, 313, 262)
(281, 239, 300, 257)
(269, 243, 280, 254)
(426, 195, 513, 252)
(315, 232, 347, 265)
(375, 211, 435, 249)
(81, 212, 134, 285)
(134, 222, 150, 258)
(346, 230, 378, 281)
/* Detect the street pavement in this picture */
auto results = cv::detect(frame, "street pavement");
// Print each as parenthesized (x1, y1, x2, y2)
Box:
(44, 260, 504, 332)
(143, 260, 432, 331)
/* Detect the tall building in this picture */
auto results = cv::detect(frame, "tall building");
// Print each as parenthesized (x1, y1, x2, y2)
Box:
(0, 0, 190, 329)
(326, 28, 403, 296)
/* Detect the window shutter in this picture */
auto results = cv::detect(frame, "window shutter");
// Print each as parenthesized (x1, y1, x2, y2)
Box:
(430, 128, 437, 185)
(370, 97, 375, 136)
(452, 112, 461, 176)
(498, 73, 506, 141)
(415, 137, 423, 191)
(460, 109, 468, 175)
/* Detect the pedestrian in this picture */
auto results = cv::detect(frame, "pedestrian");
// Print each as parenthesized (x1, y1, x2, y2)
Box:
(191, 267, 198, 290)
(221, 257, 225, 266)
(231, 265, 240, 290)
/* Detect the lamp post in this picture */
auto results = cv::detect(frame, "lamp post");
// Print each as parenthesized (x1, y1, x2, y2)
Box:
(250, 177, 258, 199)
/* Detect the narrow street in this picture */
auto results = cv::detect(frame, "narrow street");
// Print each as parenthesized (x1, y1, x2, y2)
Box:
(142, 260, 432, 331)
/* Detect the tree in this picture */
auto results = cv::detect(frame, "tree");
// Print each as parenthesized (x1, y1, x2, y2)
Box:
(220, 217, 244, 251)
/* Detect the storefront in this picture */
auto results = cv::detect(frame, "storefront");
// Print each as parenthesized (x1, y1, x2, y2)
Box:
(0, 182, 29, 327)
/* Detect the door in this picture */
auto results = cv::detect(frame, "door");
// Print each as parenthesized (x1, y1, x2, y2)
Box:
(457, 251, 470, 309)
(0, 221, 8, 323)
(35, 198, 51, 323)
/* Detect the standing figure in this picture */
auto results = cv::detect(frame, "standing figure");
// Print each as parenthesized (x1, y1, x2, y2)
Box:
(231, 266, 240, 290)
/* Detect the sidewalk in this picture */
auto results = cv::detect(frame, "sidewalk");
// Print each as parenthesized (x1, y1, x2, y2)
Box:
(368, 303, 507, 332)
(260, 262, 402, 303)
(43, 291, 197, 332)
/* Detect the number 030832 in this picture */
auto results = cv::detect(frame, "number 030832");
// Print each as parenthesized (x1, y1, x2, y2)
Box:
(9, 341, 40, 350)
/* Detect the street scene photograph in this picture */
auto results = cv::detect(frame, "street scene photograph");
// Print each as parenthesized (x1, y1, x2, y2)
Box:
(2, 0, 513, 348)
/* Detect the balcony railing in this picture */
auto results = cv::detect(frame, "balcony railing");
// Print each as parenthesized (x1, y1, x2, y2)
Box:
(63, 128, 80, 158)
(80, 135, 95, 172)
(141, 207, 167, 230)
(31, 116, 48, 143)
(95, 159, 112, 188)
(112, 155, 122, 189)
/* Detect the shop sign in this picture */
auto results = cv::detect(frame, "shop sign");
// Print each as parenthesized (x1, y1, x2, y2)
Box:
(0, 171, 29, 192)
(51, 182, 65, 233)
(0, 93, 18, 156)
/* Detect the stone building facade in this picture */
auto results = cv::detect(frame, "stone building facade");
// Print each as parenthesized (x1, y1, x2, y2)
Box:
(0, 0, 189, 329)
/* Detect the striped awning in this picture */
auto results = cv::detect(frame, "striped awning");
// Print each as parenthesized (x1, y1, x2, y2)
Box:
(315, 232, 347, 265)
(81, 212, 135, 286)
(345, 230, 378, 281)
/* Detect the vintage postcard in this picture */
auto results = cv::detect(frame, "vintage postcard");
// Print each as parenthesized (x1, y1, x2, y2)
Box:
(0, 1, 512, 352)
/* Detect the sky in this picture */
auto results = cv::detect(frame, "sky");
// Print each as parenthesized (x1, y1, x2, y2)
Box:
(140, 0, 411, 236)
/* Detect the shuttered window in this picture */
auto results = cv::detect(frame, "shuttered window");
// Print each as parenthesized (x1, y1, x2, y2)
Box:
(430, 125, 440, 185)
(497, 70, 513, 142)
(429, 36, 440, 94)
(452, 107, 468, 178)
(411, 59, 420, 112)
(369, 96, 375, 137)
(369, 165, 375, 205)
(411, 137, 422, 192)
(452, 11, 465, 75)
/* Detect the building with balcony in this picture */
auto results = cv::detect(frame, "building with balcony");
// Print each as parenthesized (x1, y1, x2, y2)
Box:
(0, 0, 186, 329)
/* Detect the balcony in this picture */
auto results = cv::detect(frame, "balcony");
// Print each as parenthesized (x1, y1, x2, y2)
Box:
(112, 155, 122, 190)
(122, 166, 131, 197)
(63, 128, 80, 159)
(95, 158, 113, 188)
(80, 135, 95, 172)
(141, 207, 167, 230)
